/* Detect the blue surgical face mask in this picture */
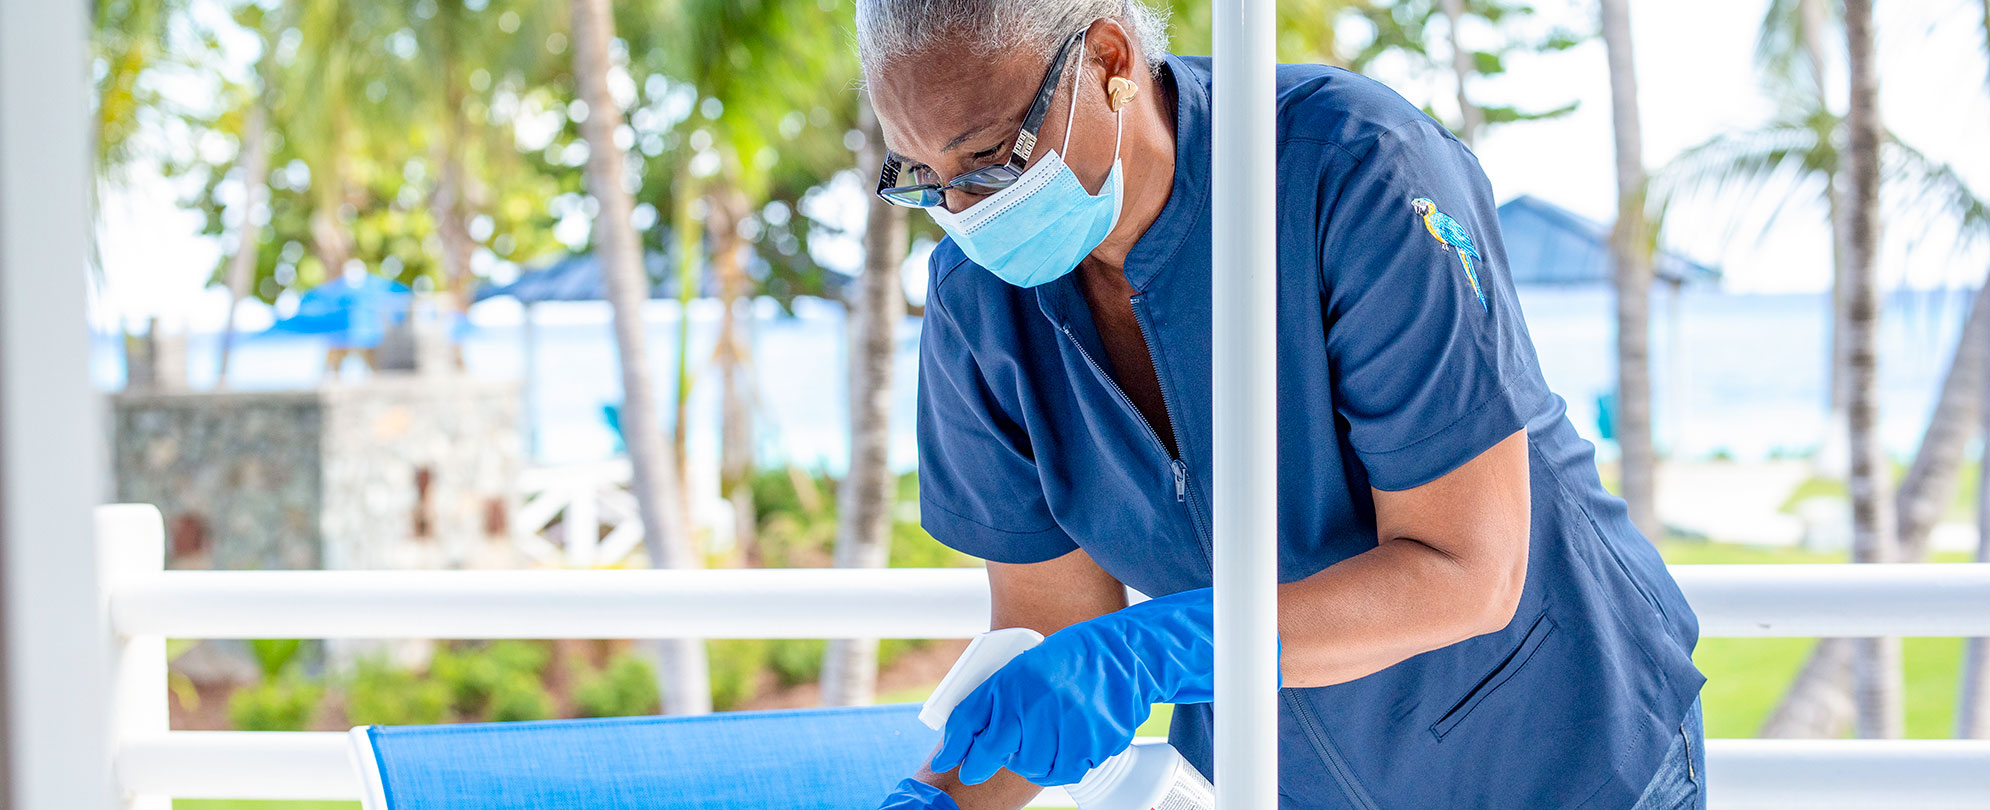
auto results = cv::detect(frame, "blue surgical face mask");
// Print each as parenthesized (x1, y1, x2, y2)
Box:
(930, 41, 1124, 288)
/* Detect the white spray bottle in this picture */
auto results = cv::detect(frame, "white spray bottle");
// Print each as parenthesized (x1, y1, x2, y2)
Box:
(919, 627, 1216, 810)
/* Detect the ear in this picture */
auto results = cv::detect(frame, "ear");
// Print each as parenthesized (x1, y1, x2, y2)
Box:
(1084, 18, 1140, 104)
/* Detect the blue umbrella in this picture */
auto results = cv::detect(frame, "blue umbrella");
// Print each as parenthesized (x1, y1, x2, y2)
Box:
(264, 273, 413, 349)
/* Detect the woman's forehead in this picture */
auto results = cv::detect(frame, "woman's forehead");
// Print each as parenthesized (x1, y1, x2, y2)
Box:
(869, 48, 1056, 161)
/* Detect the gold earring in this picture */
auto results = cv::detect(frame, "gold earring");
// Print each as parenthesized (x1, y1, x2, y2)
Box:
(1107, 76, 1138, 111)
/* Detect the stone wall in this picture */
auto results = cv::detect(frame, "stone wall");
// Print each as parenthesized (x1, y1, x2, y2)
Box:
(318, 378, 523, 571)
(113, 389, 325, 569)
(113, 377, 523, 573)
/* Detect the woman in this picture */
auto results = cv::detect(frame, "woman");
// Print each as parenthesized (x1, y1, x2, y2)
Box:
(859, 1, 1705, 807)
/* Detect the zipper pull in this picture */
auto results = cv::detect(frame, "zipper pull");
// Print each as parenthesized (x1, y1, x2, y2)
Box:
(1172, 459, 1187, 502)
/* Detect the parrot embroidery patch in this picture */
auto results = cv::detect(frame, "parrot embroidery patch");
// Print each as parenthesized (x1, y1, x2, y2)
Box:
(1411, 197, 1487, 312)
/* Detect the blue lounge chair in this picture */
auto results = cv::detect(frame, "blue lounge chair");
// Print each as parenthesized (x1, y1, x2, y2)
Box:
(348, 704, 938, 809)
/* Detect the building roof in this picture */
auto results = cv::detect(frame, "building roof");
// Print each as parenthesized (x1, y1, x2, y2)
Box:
(1497, 194, 1721, 287)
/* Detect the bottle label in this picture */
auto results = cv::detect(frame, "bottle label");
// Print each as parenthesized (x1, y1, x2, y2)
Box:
(1154, 761, 1216, 810)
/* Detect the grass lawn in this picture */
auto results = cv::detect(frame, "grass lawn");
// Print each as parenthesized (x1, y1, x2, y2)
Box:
(1664, 538, 1969, 739)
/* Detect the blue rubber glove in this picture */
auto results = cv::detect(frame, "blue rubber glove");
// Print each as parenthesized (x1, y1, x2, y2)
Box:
(930, 588, 1216, 787)
(877, 777, 961, 810)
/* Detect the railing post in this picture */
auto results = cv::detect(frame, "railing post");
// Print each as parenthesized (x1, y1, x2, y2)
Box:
(97, 504, 169, 810)
(565, 480, 600, 568)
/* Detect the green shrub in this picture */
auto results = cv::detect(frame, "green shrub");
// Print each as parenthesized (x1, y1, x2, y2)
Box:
(485, 671, 556, 722)
(429, 646, 501, 717)
(878, 638, 933, 670)
(572, 652, 661, 718)
(766, 639, 825, 688)
(246, 639, 307, 681)
(430, 641, 554, 720)
(705, 639, 767, 711)
(227, 676, 322, 731)
(344, 658, 451, 727)
(486, 639, 552, 675)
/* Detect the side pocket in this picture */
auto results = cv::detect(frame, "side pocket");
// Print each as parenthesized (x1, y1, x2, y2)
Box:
(1430, 610, 1557, 741)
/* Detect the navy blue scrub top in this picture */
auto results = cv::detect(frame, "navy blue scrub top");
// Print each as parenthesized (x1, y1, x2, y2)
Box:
(915, 54, 1705, 809)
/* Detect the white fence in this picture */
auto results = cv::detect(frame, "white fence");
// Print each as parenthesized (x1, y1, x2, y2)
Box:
(98, 505, 1990, 809)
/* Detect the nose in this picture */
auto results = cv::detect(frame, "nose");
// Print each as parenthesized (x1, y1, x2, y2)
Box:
(942, 187, 990, 213)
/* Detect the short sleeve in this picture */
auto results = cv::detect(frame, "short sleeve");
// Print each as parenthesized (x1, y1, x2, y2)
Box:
(915, 286, 1080, 564)
(1321, 120, 1529, 491)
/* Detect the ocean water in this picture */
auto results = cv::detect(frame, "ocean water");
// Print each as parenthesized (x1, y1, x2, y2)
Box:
(93, 287, 1978, 474)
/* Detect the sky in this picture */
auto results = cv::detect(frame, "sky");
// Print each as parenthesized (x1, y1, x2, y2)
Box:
(95, 0, 1990, 334)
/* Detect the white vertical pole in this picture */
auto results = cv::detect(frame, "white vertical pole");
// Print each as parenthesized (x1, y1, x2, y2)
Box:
(97, 506, 169, 810)
(1, 2, 115, 809)
(1210, 0, 1281, 807)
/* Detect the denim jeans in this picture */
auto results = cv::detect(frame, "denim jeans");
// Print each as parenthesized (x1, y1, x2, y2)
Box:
(1630, 697, 1706, 810)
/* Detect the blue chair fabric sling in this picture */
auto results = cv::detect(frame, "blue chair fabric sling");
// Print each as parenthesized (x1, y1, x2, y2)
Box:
(348, 704, 939, 809)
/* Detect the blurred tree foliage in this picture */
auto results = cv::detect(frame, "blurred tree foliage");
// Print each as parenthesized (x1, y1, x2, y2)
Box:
(1167, 0, 1360, 64)
(111, 0, 871, 315)
(1340, 0, 1584, 144)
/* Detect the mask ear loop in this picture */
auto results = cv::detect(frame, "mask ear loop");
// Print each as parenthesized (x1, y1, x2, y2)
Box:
(1060, 32, 1087, 156)
(1059, 33, 1126, 166)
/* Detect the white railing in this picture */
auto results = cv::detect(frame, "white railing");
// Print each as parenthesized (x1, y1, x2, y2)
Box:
(98, 505, 1990, 809)
(513, 461, 648, 568)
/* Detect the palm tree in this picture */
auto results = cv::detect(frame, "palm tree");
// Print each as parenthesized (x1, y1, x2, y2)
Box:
(570, 0, 710, 715)
(644, 0, 864, 568)
(1840, 0, 1902, 740)
(1335, 0, 1583, 146)
(1436, 0, 1481, 149)
(216, 5, 278, 387)
(1656, 0, 1990, 739)
(1953, 0, 1990, 741)
(821, 95, 909, 706)
(1599, 0, 1660, 542)
(215, 97, 269, 387)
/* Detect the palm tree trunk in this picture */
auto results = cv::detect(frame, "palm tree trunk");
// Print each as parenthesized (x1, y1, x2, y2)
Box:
(822, 97, 909, 707)
(570, 0, 711, 715)
(1439, 0, 1479, 149)
(670, 176, 700, 548)
(1762, 280, 1990, 737)
(708, 187, 757, 560)
(1955, 0, 1990, 744)
(431, 16, 477, 320)
(216, 101, 269, 388)
(1899, 282, 1990, 559)
(1841, 0, 1903, 739)
(1958, 360, 1990, 738)
(1600, 0, 1660, 542)
(1760, 636, 1858, 738)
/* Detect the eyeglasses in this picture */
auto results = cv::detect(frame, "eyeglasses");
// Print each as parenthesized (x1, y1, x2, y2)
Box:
(875, 30, 1087, 209)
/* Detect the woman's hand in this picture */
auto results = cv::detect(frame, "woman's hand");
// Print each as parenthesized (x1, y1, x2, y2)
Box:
(930, 588, 1216, 787)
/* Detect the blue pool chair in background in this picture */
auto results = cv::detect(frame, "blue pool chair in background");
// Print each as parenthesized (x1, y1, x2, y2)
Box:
(348, 704, 938, 809)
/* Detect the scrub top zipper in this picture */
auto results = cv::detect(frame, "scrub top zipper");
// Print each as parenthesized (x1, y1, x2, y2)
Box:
(1129, 298, 1216, 563)
(1057, 310, 1215, 565)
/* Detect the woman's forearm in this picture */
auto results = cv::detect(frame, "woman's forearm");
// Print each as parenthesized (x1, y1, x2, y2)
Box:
(1276, 533, 1525, 689)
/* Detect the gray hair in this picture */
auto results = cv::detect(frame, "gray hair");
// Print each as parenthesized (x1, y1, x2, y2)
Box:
(855, 0, 1171, 75)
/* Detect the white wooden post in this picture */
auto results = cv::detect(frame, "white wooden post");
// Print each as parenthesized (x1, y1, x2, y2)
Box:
(97, 505, 169, 810)
(565, 480, 600, 568)
(2, 0, 114, 808)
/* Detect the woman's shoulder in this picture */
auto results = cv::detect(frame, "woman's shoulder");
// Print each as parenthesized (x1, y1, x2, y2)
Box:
(1274, 65, 1448, 160)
